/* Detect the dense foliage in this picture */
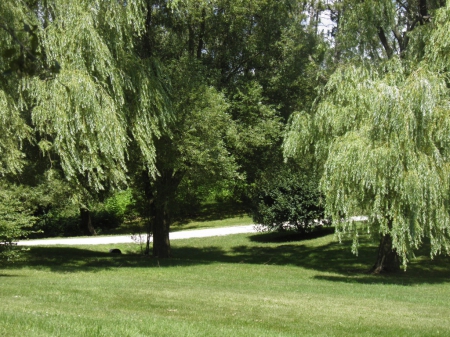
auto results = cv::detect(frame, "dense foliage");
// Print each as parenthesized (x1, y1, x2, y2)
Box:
(7, 0, 450, 274)
(123, 0, 326, 257)
(284, 1, 450, 272)
(0, 0, 175, 255)
(251, 167, 324, 233)
(0, 185, 36, 262)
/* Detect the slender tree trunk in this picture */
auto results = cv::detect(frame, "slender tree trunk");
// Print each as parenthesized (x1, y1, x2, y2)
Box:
(196, 8, 206, 59)
(140, 0, 153, 58)
(370, 232, 400, 274)
(80, 207, 96, 236)
(140, 170, 155, 255)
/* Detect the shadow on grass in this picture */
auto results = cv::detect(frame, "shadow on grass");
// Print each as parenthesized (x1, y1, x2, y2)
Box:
(3, 246, 161, 274)
(7, 229, 450, 285)
(0, 273, 22, 277)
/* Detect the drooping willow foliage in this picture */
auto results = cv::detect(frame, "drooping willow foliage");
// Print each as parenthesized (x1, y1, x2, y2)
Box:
(0, 0, 172, 190)
(284, 2, 450, 268)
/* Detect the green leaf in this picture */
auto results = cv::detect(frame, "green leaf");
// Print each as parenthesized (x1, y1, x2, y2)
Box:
(2, 48, 16, 58)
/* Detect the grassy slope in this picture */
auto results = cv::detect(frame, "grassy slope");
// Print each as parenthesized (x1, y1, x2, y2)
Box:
(2, 225, 450, 336)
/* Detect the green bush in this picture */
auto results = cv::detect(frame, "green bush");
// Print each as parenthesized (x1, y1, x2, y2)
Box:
(32, 190, 134, 238)
(0, 186, 36, 262)
(250, 167, 325, 233)
(32, 210, 80, 238)
(103, 190, 133, 222)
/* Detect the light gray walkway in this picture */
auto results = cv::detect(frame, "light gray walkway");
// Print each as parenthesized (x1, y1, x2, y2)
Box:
(17, 225, 257, 246)
(17, 216, 368, 246)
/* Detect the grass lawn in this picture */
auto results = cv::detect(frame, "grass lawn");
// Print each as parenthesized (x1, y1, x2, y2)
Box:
(170, 214, 253, 232)
(104, 202, 251, 235)
(2, 224, 450, 336)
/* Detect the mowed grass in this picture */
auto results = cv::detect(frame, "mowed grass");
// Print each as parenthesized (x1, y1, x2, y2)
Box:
(108, 202, 251, 235)
(2, 225, 450, 337)
(171, 214, 253, 232)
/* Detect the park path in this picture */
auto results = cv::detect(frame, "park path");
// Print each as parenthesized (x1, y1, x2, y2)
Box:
(17, 225, 257, 246)
(17, 216, 368, 246)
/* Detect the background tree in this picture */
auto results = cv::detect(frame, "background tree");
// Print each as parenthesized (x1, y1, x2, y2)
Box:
(198, 0, 327, 201)
(284, 0, 450, 273)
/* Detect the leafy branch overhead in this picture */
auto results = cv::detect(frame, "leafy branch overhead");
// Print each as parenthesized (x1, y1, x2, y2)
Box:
(0, 0, 172, 190)
(0, 19, 61, 78)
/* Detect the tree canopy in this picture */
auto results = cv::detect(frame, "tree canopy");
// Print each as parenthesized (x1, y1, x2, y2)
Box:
(284, 0, 450, 272)
(125, 0, 325, 257)
(0, 0, 173, 249)
(8, 0, 450, 274)
(0, 0, 171, 188)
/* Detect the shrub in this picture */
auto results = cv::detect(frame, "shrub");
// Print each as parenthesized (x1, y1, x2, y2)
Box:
(0, 186, 36, 262)
(32, 210, 80, 238)
(103, 190, 133, 223)
(250, 167, 325, 233)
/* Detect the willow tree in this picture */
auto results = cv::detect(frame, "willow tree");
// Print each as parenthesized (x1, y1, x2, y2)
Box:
(0, 1, 171, 235)
(284, 0, 450, 272)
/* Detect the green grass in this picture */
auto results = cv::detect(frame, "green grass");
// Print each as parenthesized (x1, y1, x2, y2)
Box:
(105, 202, 251, 235)
(2, 226, 450, 336)
(101, 214, 252, 236)
(171, 214, 253, 232)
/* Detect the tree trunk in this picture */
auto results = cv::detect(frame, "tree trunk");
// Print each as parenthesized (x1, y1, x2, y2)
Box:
(80, 207, 96, 236)
(139, 0, 153, 58)
(152, 204, 171, 258)
(370, 232, 400, 274)
(150, 168, 185, 258)
(196, 8, 206, 59)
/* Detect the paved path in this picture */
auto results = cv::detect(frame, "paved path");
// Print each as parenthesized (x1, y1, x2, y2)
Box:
(17, 225, 257, 246)
(17, 216, 368, 247)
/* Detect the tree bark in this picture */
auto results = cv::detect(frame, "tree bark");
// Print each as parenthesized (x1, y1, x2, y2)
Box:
(378, 27, 393, 59)
(419, 0, 428, 22)
(139, 0, 153, 59)
(152, 204, 171, 258)
(80, 207, 96, 236)
(150, 168, 185, 258)
(370, 232, 400, 274)
(196, 8, 206, 59)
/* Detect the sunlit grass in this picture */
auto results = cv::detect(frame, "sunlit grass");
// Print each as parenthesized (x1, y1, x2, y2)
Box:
(2, 228, 450, 336)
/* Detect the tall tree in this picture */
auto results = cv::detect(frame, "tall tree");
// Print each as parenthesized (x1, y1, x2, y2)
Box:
(130, 0, 325, 257)
(131, 55, 237, 258)
(196, 0, 326, 191)
(284, 0, 450, 273)
(0, 1, 171, 237)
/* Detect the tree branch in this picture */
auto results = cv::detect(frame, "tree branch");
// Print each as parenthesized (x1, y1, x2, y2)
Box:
(0, 19, 38, 62)
(378, 27, 393, 59)
(224, 50, 263, 84)
(196, 8, 206, 60)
